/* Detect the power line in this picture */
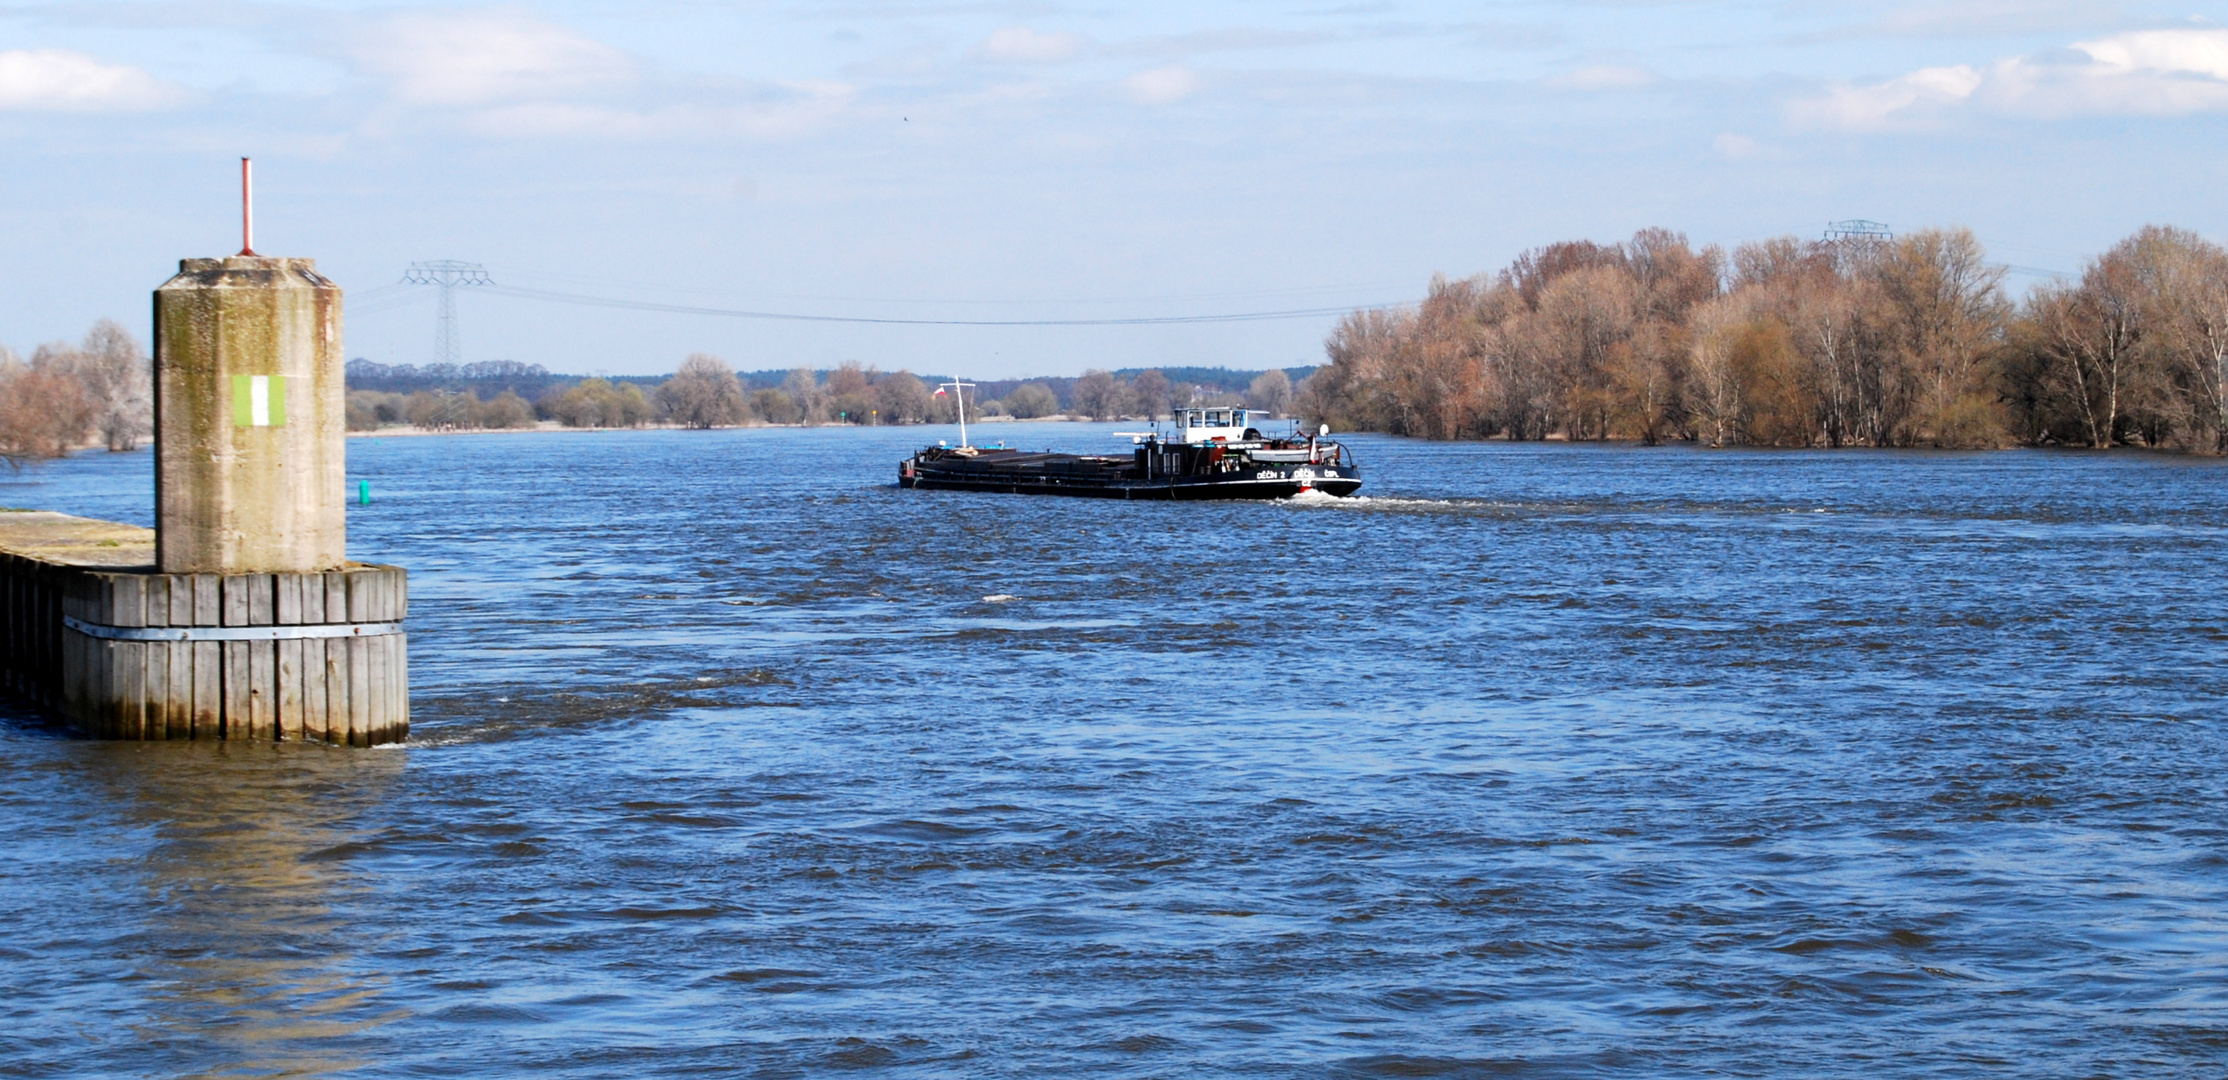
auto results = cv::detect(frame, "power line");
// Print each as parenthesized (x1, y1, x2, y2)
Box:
(480, 262, 1423, 307)
(476, 282, 1402, 326)
(349, 292, 431, 318)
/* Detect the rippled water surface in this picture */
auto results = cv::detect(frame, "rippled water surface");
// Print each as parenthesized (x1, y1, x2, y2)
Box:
(5, 426, 2228, 1077)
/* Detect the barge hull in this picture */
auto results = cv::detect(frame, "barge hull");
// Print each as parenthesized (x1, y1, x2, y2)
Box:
(902, 466, 1361, 500)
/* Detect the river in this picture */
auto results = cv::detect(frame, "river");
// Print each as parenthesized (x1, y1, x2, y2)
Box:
(3, 425, 2225, 1076)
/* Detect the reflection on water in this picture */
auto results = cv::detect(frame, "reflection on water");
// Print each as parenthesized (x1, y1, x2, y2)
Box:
(4, 428, 2228, 1076)
(5, 741, 401, 1077)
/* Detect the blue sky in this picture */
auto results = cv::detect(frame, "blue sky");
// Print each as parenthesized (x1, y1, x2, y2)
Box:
(2, 1, 2225, 379)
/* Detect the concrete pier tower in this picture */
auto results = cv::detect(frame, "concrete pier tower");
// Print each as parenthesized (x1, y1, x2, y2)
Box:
(0, 160, 408, 745)
(154, 256, 346, 573)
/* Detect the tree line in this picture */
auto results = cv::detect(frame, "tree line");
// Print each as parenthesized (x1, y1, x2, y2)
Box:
(727, 361, 1301, 425)
(4, 334, 1319, 462)
(342, 358, 1310, 432)
(1300, 225, 2228, 451)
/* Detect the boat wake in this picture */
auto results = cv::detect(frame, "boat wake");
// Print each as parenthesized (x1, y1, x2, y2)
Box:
(1281, 491, 1462, 512)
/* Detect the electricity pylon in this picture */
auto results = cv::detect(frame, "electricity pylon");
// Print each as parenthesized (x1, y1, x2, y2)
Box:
(1823, 220, 1892, 270)
(403, 260, 492, 368)
(1824, 219, 1892, 248)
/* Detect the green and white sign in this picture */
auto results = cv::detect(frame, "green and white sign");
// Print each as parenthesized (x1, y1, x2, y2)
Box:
(230, 374, 286, 428)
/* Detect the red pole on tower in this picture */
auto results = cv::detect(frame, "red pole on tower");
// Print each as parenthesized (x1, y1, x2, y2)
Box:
(238, 157, 256, 256)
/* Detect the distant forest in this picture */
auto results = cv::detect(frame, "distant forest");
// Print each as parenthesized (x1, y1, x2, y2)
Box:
(339, 358, 1318, 431)
(1303, 225, 2228, 452)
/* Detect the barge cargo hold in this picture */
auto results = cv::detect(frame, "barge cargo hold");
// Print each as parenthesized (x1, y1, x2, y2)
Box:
(899, 407, 1361, 500)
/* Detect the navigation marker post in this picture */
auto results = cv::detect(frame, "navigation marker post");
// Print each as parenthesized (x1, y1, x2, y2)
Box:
(238, 157, 256, 256)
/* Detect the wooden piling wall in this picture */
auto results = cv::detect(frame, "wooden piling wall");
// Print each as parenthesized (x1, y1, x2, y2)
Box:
(0, 513, 406, 745)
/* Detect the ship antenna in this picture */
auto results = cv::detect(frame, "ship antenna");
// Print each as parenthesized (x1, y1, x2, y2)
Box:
(939, 378, 976, 448)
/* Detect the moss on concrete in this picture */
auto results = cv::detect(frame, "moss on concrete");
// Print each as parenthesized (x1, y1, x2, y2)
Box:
(154, 256, 346, 574)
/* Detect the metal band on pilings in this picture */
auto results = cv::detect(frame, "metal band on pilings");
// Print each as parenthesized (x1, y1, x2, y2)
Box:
(63, 616, 403, 642)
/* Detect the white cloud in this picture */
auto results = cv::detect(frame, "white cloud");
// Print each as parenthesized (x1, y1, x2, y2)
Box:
(0, 49, 177, 111)
(2033, 27, 2228, 113)
(1793, 28, 2228, 129)
(2076, 28, 2228, 79)
(1791, 64, 1982, 129)
(348, 11, 634, 106)
(976, 27, 1087, 64)
(1121, 66, 1200, 106)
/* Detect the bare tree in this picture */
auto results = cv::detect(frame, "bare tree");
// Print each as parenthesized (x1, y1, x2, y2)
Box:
(406, 389, 477, 430)
(824, 361, 875, 423)
(751, 388, 803, 424)
(1483, 309, 1553, 441)
(1004, 383, 1059, 419)
(875, 370, 933, 424)
(1733, 236, 1816, 292)
(780, 367, 822, 422)
(657, 353, 748, 428)
(1686, 294, 1746, 447)
(824, 360, 872, 398)
(551, 378, 652, 428)
(1535, 265, 1640, 439)
(2028, 240, 2151, 449)
(1608, 321, 1680, 445)
(1755, 257, 1870, 447)
(1308, 307, 1410, 434)
(0, 348, 97, 466)
(2131, 226, 2228, 452)
(1246, 370, 1292, 416)
(1626, 227, 1723, 323)
(346, 390, 407, 431)
(1395, 276, 1502, 440)
(74, 320, 151, 451)
(1128, 369, 1173, 418)
(1071, 369, 1123, 420)
(1504, 239, 1625, 310)
(1868, 229, 2008, 446)
(476, 390, 537, 429)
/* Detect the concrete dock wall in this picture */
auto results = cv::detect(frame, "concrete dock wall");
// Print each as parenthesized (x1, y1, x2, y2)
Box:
(0, 512, 406, 745)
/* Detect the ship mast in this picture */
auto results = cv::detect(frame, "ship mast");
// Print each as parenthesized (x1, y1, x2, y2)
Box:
(939, 379, 976, 448)
(935, 378, 980, 445)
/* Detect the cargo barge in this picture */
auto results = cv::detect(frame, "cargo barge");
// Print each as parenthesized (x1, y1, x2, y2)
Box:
(899, 405, 1361, 500)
